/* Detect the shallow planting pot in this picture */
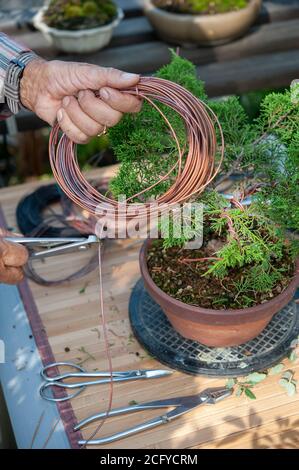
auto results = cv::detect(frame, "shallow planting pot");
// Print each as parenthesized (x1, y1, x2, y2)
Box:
(140, 240, 299, 347)
(143, 0, 262, 46)
(33, 7, 123, 53)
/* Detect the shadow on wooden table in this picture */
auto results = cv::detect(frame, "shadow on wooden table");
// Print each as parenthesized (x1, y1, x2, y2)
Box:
(216, 409, 299, 449)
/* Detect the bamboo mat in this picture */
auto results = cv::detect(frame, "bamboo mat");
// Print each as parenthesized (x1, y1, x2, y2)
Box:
(0, 164, 298, 449)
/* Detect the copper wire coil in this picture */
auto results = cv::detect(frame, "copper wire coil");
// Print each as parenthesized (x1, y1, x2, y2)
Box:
(49, 77, 224, 219)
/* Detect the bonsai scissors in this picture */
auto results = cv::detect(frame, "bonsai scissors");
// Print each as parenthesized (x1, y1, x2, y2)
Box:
(74, 386, 232, 445)
(39, 361, 173, 402)
(4, 235, 99, 259)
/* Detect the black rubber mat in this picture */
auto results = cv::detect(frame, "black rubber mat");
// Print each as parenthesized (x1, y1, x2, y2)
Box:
(129, 279, 299, 377)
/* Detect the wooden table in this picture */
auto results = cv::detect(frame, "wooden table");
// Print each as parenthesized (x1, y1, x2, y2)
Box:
(1, 0, 299, 134)
(0, 164, 298, 449)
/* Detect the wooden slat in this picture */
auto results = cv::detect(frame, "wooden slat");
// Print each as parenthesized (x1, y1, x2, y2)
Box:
(116, 0, 145, 18)
(257, 0, 299, 23)
(55, 18, 299, 73)
(200, 49, 299, 96)
(191, 408, 299, 448)
(111, 16, 154, 47)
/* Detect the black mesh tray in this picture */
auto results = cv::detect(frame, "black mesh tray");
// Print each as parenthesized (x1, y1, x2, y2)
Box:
(129, 279, 299, 377)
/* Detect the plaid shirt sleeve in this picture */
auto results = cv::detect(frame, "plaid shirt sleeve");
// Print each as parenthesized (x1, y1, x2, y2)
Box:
(0, 33, 32, 121)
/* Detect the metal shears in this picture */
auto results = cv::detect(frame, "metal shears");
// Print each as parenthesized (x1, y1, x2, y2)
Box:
(40, 362, 173, 402)
(4, 235, 99, 259)
(74, 386, 232, 445)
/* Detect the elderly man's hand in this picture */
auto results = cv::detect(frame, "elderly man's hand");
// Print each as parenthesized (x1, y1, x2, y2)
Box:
(0, 230, 28, 284)
(20, 59, 142, 143)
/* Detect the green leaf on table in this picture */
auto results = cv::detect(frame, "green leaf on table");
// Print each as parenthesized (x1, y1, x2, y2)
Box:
(285, 382, 296, 397)
(279, 378, 289, 388)
(281, 370, 293, 381)
(290, 336, 299, 348)
(268, 363, 284, 375)
(79, 282, 89, 294)
(245, 388, 256, 400)
(226, 378, 236, 389)
(245, 372, 267, 384)
(289, 350, 298, 362)
(236, 387, 243, 397)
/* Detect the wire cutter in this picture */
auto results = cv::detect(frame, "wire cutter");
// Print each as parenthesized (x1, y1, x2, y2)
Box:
(39, 361, 173, 402)
(74, 386, 232, 445)
(3, 235, 99, 259)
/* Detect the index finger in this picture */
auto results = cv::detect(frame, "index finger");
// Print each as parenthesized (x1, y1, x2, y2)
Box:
(70, 63, 140, 90)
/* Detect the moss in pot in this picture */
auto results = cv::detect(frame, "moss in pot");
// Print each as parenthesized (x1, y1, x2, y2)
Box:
(153, 0, 249, 15)
(34, 0, 123, 53)
(108, 53, 299, 347)
(43, 0, 118, 30)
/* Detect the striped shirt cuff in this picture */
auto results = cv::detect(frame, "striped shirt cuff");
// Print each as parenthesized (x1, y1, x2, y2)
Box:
(0, 33, 32, 117)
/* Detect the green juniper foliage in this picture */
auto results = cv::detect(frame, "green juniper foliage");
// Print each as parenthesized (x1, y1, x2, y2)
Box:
(202, 196, 292, 298)
(159, 203, 203, 248)
(44, 0, 117, 30)
(109, 51, 206, 200)
(153, 0, 248, 15)
(109, 52, 298, 231)
(109, 52, 298, 304)
(254, 90, 299, 230)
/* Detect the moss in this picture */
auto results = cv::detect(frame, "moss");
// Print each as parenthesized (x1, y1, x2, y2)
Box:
(44, 0, 117, 30)
(153, 0, 248, 15)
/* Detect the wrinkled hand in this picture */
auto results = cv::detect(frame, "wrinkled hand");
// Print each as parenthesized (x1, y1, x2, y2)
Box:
(0, 230, 28, 284)
(20, 59, 142, 143)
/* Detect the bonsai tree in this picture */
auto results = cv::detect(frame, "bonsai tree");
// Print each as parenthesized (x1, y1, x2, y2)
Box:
(108, 52, 299, 310)
(44, 0, 118, 30)
(153, 0, 249, 15)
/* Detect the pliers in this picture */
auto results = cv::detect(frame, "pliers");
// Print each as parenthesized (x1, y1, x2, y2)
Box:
(75, 386, 232, 445)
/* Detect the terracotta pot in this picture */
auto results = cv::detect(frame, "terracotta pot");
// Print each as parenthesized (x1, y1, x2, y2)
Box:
(143, 0, 262, 46)
(140, 240, 299, 347)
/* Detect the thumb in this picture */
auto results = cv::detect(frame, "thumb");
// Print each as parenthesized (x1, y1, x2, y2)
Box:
(67, 62, 140, 91)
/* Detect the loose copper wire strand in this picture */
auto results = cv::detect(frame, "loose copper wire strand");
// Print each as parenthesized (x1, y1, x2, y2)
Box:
(48, 76, 224, 446)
